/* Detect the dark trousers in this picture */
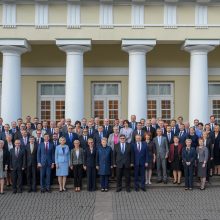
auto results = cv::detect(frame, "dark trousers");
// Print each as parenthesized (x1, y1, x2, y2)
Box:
(12, 169, 23, 191)
(73, 164, 83, 187)
(40, 165, 51, 190)
(184, 165, 194, 188)
(27, 165, 37, 191)
(100, 175, 109, 189)
(116, 166, 130, 190)
(87, 167, 96, 191)
(134, 165, 145, 189)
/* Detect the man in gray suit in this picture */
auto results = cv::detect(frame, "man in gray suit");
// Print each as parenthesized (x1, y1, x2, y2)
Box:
(153, 128, 169, 184)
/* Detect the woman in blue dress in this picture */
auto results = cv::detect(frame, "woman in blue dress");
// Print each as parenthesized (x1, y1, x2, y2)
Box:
(55, 137, 70, 192)
(96, 138, 113, 192)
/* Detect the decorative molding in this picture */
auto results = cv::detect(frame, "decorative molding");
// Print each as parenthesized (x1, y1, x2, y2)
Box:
(195, 4, 208, 28)
(164, 3, 177, 28)
(35, 2, 48, 29)
(2, 3, 16, 28)
(99, 3, 113, 29)
(67, 3, 81, 29)
(131, 3, 144, 28)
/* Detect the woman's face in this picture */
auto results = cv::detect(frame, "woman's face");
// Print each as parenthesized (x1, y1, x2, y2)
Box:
(174, 137, 179, 144)
(124, 122, 128, 127)
(74, 142, 80, 149)
(190, 128, 194, 134)
(102, 140, 107, 147)
(199, 139, 204, 146)
(113, 128, 119, 134)
(60, 139, 66, 145)
(145, 135, 150, 141)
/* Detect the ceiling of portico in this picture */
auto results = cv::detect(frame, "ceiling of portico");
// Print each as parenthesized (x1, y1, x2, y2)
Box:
(0, 42, 220, 68)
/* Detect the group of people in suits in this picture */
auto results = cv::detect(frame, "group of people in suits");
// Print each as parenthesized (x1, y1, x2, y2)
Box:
(0, 114, 218, 194)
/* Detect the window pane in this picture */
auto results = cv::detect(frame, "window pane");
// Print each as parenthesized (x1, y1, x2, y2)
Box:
(94, 84, 105, 95)
(41, 85, 53, 95)
(147, 84, 158, 95)
(54, 84, 65, 95)
(159, 84, 171, 95)
(106, 84, 118, 95)
(209, 84, 220, 95)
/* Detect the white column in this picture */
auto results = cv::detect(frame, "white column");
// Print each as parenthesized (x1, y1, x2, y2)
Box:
(122, 39, 156, 121)
(56, 39, 91, 123)
(0, 40, 30, 124)
(183, 40, 219, 125)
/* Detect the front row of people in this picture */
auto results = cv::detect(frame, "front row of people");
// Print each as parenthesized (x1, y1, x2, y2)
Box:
(0, 131, 209, 194)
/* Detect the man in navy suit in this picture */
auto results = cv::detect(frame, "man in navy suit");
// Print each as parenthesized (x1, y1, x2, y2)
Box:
(129, 115, 137, 130)
(65, 125, 78, 151)
(0, 124, 12, 141)
(170, 119, 179, 135)
(20, 130, 30, 149)
(131, 122, 146, 143)
(93, 126, 107, 147)
(102, 118, 113, 139)
(166, 125, 174, 145)
(37, 133, 55, 193)
(87, 121, 97, 138)
(178, 124, 188, 145)
(132, 134, 149, 191)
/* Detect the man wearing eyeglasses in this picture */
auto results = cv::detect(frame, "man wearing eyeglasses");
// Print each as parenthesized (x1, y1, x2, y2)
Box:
(113, 134, 133, 192)
(65, 126, 79, 151)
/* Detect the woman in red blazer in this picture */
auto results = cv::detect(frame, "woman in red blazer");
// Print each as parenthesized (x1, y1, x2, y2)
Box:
(168, 136, 183, 184)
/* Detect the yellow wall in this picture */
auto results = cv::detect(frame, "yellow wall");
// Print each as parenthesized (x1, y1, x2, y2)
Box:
(81, 4, 99, 24)
(17, 4, 35, 24)
(49, 4, 66, 24)
(114, 5, 130, 24)
(145, 5, 163, 24)
(208, 6, 220, 24)
(177, 5, 194, 24)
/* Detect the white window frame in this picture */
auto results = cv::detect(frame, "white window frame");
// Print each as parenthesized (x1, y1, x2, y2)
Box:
(2, 3, 16, 28)
(92, 82, 121, 121)
(195, 4, 208, 28)
(147, 82, 174, 121)
(35, 3, 49, 29)
(67, 3, 81, 29)
(164, 4, 177, 28)
(99, 3, 113, 28)
(131, 3, 144, 28)
(38, 83, 65, 121)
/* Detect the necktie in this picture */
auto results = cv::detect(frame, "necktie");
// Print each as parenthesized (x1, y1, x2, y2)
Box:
(51, 128, 54, 134)
(122, 144, 125, 154)
(16, 148, 19, 157)
(45, 143, 48, 153)
(137, 143, 140, 152)
(30, 144, 34, 154)
(168, 133, 171, 142)
(69, 133, 72, 141)
(89, 129, 91, 136)
(84, 136, 87, 141)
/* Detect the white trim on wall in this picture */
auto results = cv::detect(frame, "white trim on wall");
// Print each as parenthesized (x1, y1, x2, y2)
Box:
(99, 3, 113, 28)
(131, 3, 144, 28)
(35, 2, 49, 28)
(2, 3, 16, 28)
(164, 3, 177, 28)
(67, 3, 81, 29)
(195, 4, 208, 28)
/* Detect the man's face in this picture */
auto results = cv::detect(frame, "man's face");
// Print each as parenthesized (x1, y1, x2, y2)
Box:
(34, 118, 39, 124)
(4, 125, 9, 132)
(68, 127, 73, 133)
(135, 136, 141, 142)
(210, 116, 215, 123)
(22, 131, 27, 137)
(157, 129, 162, 136)
(131, 115, 136, 122)
(137, 124, 142, 130)
(53, 134, 58, 140)
(83, 129, 88, 136)
(120, 136, 125, 143)
(171, 121, 176, 127)
(26, 123, 31, 129)
(167, 126, 171, 133)
(104, 119, 109, 126)
(11, 122, 17, 128)
(15, 140, 21, 148)
(30, 138, 35, 144)
(66, 119, 71, 125)
(98, 127, 103, 132)
(82, 119, 87, 125)
(26, 116, 31, 122)
(194, 120, 199, 126)
(44, 135, 49, 142)
(43, 122, 47, 127)
(88, 122, 92, 128)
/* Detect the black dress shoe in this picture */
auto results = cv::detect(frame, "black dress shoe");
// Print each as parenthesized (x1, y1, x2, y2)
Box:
(28, 189, 32, 193)
(0, 192, 4, 195)
(46, 189, 51, 193)
(17, 190, 22, 193)
(157, 180, 162, 183)
(116, 188, 121, 192)
(13, 190, 17, 194)
(135, 188, 139, 192)
(126, 189, 131, 192)
(41, 189, 45, 193)
(141, 188, 146, 192)
(163, 180, 168, 184)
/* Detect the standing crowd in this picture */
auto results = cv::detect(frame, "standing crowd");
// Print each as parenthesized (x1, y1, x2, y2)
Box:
(0, 114, 219, 194)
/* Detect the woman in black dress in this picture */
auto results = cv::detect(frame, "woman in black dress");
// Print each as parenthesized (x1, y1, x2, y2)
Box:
(144, 132, 156, 185)
(211, 125, 220, 175)
(168, 136, 183, 184)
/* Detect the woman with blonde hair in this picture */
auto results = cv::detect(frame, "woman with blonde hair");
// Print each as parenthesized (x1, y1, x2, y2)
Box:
(55, 137, 70, 192)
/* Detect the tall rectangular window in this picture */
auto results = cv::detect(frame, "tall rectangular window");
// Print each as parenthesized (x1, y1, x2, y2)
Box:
(99, 3, 113, 28)
(67, 3, 80, 29)
(195, 5, 208, 27)
(164, 4, 176, 28)
(2, 3, 16, 28)
(35, 3, 48, 28)
(131, 4, 144, 28)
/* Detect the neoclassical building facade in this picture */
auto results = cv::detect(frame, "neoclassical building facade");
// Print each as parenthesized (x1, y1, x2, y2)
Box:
(0, 0, 220, 125)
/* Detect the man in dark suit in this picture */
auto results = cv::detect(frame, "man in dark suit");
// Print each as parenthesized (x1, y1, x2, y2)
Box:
(14, 123, 26, 140)
(26, 136, 38, 192)
(81, 118, 88, 130)
(87, 121, 96, 138)
(178, 124, 188, 145)
(209, 115, 217, 132)
(158, 120, 167, 136)
(129, 115, 137, 130)
(42, 121, 50, 134)
(113, 134, 133, 192)
(48, 121, 56, 139)
(79, 129, 89, 150)
(142, 119, 156, 139)
(35, 130, 44, 145)
(131, 122, 146, 143)
(132, 134, 149, 191)
(61, 118, 72, 135)
(65, 125, 78, 151)
(20, 130, 30, 149)
(166, 125, 174, 145)
(170, 119, 179, 135)
(10, 121, 18, 137)
(0, 124, 12, 141)
(93, 126, 107, 147)
(37, 133, 55, 193)
(0, 117, 5, 133)
(10, 139, 26, 193)
(103, 118, 113, 139)
(84, 138, 96, 191)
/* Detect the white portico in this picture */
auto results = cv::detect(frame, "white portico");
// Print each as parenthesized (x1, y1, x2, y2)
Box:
(122, 39, 156, 121)
(56, 39, 91, 123)
(0, 39, 30, 124)
(183, 40, 219, 125)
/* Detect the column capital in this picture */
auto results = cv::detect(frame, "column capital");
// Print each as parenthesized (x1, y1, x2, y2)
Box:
(182, 39, 219, 54)
(0, 38, 31, 55)
(56, 39, 91, 54)
(122, 39, 156, 54)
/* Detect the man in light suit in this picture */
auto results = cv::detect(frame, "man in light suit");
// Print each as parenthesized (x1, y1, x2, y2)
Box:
(153, 128, 169, 184)
(37, 133, 55, 193)
(132, 135, 149, 191)
(113, 134, 133, 192)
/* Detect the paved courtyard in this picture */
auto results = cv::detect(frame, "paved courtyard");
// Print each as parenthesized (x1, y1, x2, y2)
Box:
(1, 187, 220, 220)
